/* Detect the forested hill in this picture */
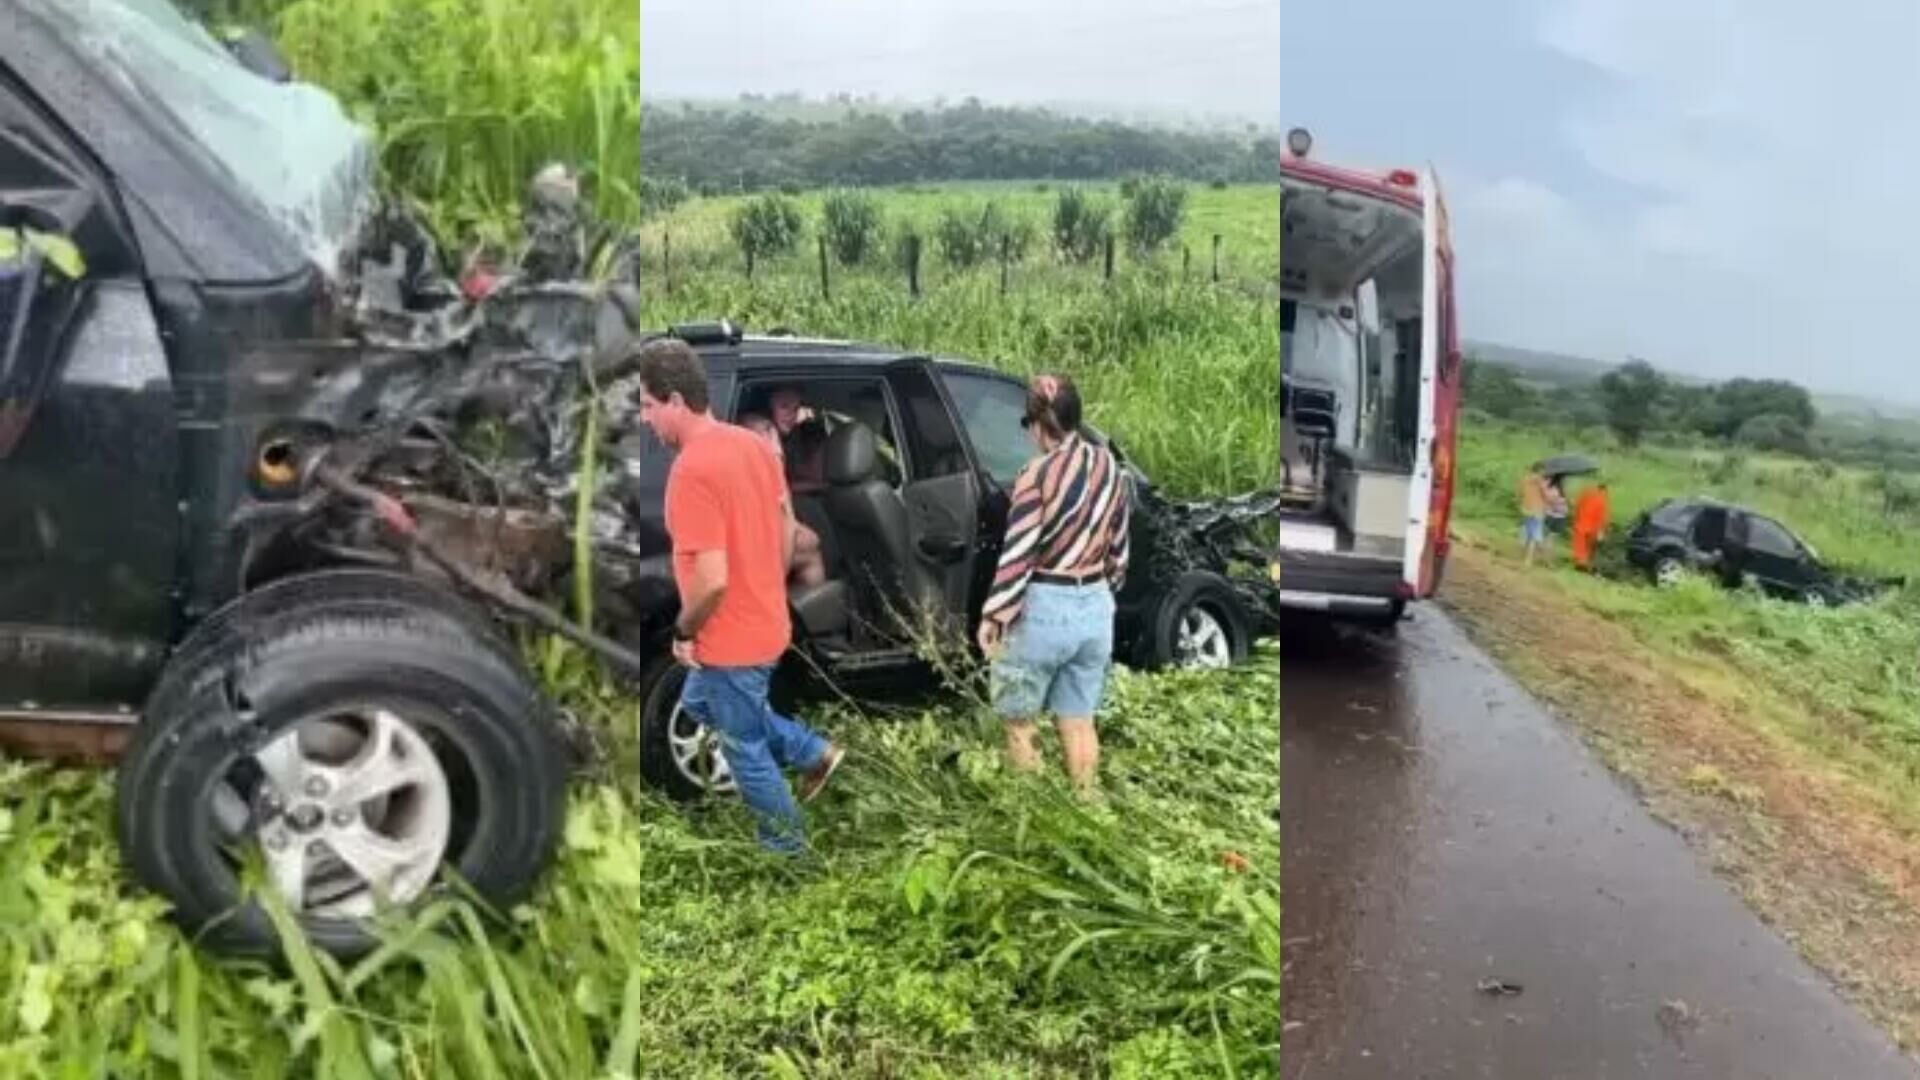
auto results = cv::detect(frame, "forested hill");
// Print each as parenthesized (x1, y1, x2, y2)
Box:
(639, 99, 1282, 193)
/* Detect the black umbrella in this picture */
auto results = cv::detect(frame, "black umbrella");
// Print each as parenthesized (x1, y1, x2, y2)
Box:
(1537, 453, 1598, 481)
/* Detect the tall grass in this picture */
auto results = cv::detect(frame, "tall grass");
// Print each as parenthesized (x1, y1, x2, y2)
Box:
(0, 651, 1278, 1077)
(642, 183, 1281, 286)
(639, 215, 1280, 498)
(265, 0, 641, 241)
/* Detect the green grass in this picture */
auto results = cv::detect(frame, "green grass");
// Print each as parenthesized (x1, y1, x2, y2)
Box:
(264, 0, 641, 241)
(637, 184, 1281, 500)
(643, 183, 1281, 286)
(1455, 418, 1920, 773)
(0, 651, 1278, 1078)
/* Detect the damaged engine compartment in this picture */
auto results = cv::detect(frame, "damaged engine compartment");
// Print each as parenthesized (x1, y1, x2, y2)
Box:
(220, 185, 666, 679)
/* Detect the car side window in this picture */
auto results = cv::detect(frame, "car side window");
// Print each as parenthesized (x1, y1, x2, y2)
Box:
(939, 368, 1032, 489)
(1747, 516, 1799, 559)
(1691, 507, 1727, 550)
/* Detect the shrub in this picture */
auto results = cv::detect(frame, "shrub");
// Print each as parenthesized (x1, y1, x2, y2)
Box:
(821, 189, 884, 266)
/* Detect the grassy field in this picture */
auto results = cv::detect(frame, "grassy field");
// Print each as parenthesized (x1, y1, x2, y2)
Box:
(0, 3, 1281, 1076)
(636, 184, 1281, 499)
(641, 183, 1280, 286)
(1452, 419, 1920, 808)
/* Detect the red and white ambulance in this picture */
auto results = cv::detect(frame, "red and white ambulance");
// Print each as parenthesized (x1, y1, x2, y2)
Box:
(1277, 128, 1461, 624)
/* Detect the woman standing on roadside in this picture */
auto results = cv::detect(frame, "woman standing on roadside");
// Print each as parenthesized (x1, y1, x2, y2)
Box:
(976, 374, 1132, 795)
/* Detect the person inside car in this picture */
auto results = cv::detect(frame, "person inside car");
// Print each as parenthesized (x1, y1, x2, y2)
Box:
(738, 411, 827, 588)
(769, 386, 829, 493)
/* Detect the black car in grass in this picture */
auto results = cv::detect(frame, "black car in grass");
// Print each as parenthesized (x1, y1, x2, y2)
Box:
(1623, 497, 1900, 606)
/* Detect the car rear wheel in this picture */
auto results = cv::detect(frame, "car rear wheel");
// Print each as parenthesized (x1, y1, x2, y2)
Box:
(115, 572, 569, 961)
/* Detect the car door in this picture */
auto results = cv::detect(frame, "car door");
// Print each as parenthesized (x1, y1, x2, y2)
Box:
(930, 365, 1040, 624)
(884, 359, 981, 637)
(1743, 514, 1811, 596)
(0, 65, 180, 711)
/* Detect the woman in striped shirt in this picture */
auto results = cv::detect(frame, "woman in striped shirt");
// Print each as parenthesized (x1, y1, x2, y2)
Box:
(976, 374, 1131, 794)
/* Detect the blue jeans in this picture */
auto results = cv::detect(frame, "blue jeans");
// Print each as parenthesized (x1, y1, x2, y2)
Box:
(990, 582, 1116, 719)
(678, 664, 830, 853)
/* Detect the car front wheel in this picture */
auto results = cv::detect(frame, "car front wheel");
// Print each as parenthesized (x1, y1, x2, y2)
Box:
(114, 571, 569, 961)
(1137, 572, 1252, 671)
(1652, 553, 1687, 589)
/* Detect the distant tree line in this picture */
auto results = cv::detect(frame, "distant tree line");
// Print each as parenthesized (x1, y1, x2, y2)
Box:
(1459, 357, 1920, 462)
(640, 100, 1281, 196)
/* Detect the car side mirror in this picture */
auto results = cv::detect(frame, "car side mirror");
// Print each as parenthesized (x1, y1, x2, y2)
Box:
(917, 534, 968, 564)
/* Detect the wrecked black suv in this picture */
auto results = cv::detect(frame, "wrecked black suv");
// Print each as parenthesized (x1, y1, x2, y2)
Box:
(1624, 497, 1901, 606)
(0, 1, 1279, 960)
(607, 323, 1279, 801)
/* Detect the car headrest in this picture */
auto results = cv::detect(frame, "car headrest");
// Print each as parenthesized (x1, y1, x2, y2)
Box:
(825, 421, 878, 485)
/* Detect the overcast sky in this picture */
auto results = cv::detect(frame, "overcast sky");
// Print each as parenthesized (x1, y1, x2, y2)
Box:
(1285, 0, 1920, 401)
(641, 0, 1280, 129)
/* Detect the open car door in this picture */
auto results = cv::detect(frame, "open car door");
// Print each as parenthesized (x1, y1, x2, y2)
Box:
(1403, 168, 1460, 598)
(885, 358, 982, 646)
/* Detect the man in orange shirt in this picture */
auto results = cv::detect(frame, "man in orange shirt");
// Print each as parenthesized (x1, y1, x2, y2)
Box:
(635, 340, 844, 853)
(1571, 481, 1611, 572)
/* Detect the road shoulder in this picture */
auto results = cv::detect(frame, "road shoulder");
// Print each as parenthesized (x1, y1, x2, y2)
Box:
(1440, 535, 1920, 1051)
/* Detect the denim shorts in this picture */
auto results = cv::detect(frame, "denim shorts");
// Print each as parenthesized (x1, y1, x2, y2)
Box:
(1520, 515, 1545, 544)
(991, 581, 1116, 720)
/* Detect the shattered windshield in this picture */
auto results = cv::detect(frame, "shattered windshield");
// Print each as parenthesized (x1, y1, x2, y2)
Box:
(29, 0, 375, 274)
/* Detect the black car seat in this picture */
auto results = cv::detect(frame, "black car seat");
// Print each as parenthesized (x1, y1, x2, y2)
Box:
(822, 420, 940, 639)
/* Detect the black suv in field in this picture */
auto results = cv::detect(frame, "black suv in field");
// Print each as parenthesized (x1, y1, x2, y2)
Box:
(1624, 497, 1897, 606)
(1, 2, 1276, 960)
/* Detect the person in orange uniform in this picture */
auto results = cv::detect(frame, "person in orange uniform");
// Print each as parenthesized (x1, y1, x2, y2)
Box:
(1571, 481, 1611, 571)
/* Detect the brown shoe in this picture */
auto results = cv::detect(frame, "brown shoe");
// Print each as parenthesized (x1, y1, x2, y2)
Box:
(798, 745, 845, 803)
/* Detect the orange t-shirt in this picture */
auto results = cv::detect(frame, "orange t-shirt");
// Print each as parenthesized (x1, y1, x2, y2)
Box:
(665, 422, 792, 666)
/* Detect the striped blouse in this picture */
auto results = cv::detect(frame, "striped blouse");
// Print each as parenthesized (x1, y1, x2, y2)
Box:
(982, 433, 1132, 627)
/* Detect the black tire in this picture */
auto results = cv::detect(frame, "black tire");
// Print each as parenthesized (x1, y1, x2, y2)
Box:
(1650, 552, 1687, 589)
(1136, 572, 1252, 672)
(632, 642, 806, 804)
(635, 655, 724, 803)
(145, 568, 524, 722)
(115, 582, 568, 962)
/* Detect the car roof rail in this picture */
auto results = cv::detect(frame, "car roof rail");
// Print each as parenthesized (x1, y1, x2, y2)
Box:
(670, 319, 742, 346)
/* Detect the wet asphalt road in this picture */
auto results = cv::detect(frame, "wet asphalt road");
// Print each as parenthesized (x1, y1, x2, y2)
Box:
(1280, 608, 1917, 1079)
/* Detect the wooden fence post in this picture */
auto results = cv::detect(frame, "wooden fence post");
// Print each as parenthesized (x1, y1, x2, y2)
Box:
(818, 235, 831, 300)
(663, 229, 673, 297)
(1103, 234, 1115, 283)
(907, 234, 922, 298)
(1212, 234, 1221, 283)
(746, 245, 755, 282)
(999, 234, 1011, 296)
(1183, 243, 1191, 279)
